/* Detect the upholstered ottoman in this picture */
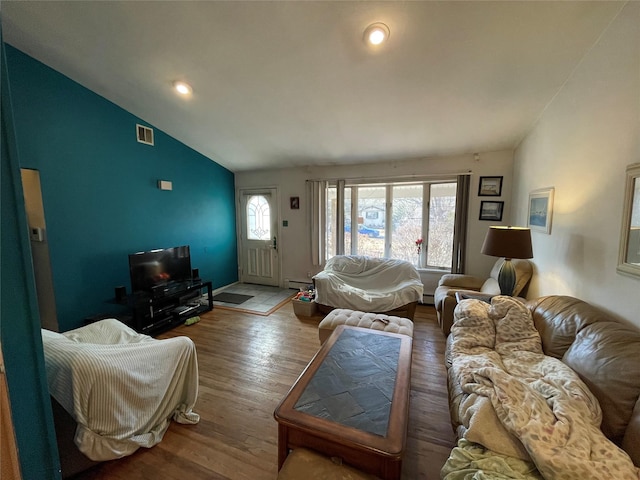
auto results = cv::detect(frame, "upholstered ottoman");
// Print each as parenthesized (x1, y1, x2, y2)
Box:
(318, 309, 414, 344)
(277, 448, 376, 480)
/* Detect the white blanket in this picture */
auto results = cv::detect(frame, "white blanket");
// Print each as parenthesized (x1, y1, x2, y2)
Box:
(313, 255, 423, 311)
(449, 297, 639, 480)
(42, 319, 199, 461)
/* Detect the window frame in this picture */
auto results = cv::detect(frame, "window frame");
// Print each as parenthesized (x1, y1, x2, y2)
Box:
(325, 176, 458, 271)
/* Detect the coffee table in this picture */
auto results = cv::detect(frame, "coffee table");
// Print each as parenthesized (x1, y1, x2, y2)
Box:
(274, 325, 413, 480)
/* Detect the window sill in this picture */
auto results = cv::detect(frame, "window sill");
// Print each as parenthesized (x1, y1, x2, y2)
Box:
(416, 267, 451, 274)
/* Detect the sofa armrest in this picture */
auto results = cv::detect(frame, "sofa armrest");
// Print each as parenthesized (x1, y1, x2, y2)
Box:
(438, 274, 484, 290)
(623, 395, 640, 467)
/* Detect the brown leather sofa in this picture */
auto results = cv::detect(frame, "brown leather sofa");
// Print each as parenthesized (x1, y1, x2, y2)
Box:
(434, 259, 532, 335)
(445, 295, 640, 473)
(526, 295, 640, 461)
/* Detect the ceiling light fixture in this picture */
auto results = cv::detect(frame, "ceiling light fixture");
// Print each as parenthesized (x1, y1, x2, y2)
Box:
(364, 22, 390, 46)
(173, 81, 192, 96)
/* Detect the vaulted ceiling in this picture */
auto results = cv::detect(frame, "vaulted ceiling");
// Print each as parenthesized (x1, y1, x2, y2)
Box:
(2, 1, 623, 172)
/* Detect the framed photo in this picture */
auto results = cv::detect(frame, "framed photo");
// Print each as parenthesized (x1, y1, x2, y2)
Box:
(478, 176, 503, 196)
(479, 201, 504, 221)
(528, 187, 554, 234)
(290, 196, 300, 210)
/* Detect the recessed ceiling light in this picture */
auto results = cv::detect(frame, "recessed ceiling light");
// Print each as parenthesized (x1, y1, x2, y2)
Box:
(364, 23, 390, 46)
(173, 81, 192, 96)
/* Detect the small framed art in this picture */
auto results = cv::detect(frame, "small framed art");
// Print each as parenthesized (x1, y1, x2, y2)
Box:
(290, 196, 300, 210)
(478, 176, 503, 196)
(479, 201, 504, 221)
(528, 187, 554, 234)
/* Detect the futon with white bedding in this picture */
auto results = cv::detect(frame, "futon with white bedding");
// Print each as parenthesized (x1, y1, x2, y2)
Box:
(313, 255, 423, 318)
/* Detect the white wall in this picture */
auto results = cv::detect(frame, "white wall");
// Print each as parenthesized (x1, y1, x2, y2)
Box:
(236, 150, 515, 295)
(512, 3, 640, 325)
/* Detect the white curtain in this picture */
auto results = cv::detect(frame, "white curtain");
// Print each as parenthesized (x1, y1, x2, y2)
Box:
(307, 180, 327, 266)
(336, 179, 345, 256)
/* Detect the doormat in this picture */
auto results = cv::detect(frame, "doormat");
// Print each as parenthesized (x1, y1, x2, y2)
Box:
(212, 285, 295, 316)
(212, 293, 254, 305)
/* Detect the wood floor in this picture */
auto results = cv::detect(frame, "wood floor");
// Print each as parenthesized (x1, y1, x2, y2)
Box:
(73, 303, 456, 480)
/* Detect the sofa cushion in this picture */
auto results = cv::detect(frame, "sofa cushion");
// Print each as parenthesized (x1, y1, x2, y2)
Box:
(479, 277, 500, 295)
(490, 297, 543, 357)
(449, 299, 494, 353)
(562, 320, 640, 444)
(527, 296, 601, 359)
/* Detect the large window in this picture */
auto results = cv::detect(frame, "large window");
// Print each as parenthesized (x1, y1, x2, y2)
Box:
(325, 179, 458, 270)
(353, 186, 385, 257)
(427, 183, 457, 268)
(391, 184, 423, 263)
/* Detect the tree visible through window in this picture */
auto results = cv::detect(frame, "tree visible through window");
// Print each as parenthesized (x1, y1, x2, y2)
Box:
(354, 186, 385, 257)
(427, 183, 457, 268)
(391, 184, 423, 264)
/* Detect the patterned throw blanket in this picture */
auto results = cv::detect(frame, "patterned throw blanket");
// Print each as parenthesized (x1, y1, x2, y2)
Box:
(444, 296, 639, 480)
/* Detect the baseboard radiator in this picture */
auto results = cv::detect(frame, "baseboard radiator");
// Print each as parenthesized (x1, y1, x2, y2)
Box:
(289, 280, 435, 305)
(287, 280, 313, 291)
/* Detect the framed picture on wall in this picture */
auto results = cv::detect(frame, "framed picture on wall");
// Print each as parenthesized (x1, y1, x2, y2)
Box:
(528, 187, 554, 234)
(478, 176, 503, 196)
(479, 201, 504, 221)
(290, 196, 300, 210)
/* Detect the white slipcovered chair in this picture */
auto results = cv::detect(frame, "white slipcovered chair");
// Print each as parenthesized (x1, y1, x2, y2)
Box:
(312, 255, 423, 320)
(41, 319, 200, 477)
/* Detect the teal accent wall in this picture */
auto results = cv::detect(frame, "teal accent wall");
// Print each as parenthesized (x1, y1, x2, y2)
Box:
(2, 39, 62, 480)
(5, 45, 238, 332)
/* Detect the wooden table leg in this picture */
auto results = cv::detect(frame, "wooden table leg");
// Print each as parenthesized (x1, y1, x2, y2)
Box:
(382, 458, 403, 480)
(277, 423, 289, 470)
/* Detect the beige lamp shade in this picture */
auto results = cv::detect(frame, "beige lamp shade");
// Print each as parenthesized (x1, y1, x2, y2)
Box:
(481, 226, 533, 260)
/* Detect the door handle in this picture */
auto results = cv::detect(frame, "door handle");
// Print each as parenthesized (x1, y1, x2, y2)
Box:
(272, 236, 277, 250)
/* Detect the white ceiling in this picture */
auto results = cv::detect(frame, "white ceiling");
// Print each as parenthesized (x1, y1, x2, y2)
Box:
(2, 1, 623, 173)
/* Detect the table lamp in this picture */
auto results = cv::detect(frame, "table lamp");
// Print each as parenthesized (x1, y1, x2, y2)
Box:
(481, 226, 533, 296)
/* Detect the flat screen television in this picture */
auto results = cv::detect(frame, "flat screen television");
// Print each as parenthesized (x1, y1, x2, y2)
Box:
(129, 245, 192, 293)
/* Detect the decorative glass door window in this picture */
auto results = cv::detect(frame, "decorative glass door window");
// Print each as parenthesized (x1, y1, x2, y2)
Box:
(246, 195, 271, 240)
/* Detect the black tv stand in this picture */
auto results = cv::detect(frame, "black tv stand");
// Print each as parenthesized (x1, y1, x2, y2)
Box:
(123, 281, 213, 335)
